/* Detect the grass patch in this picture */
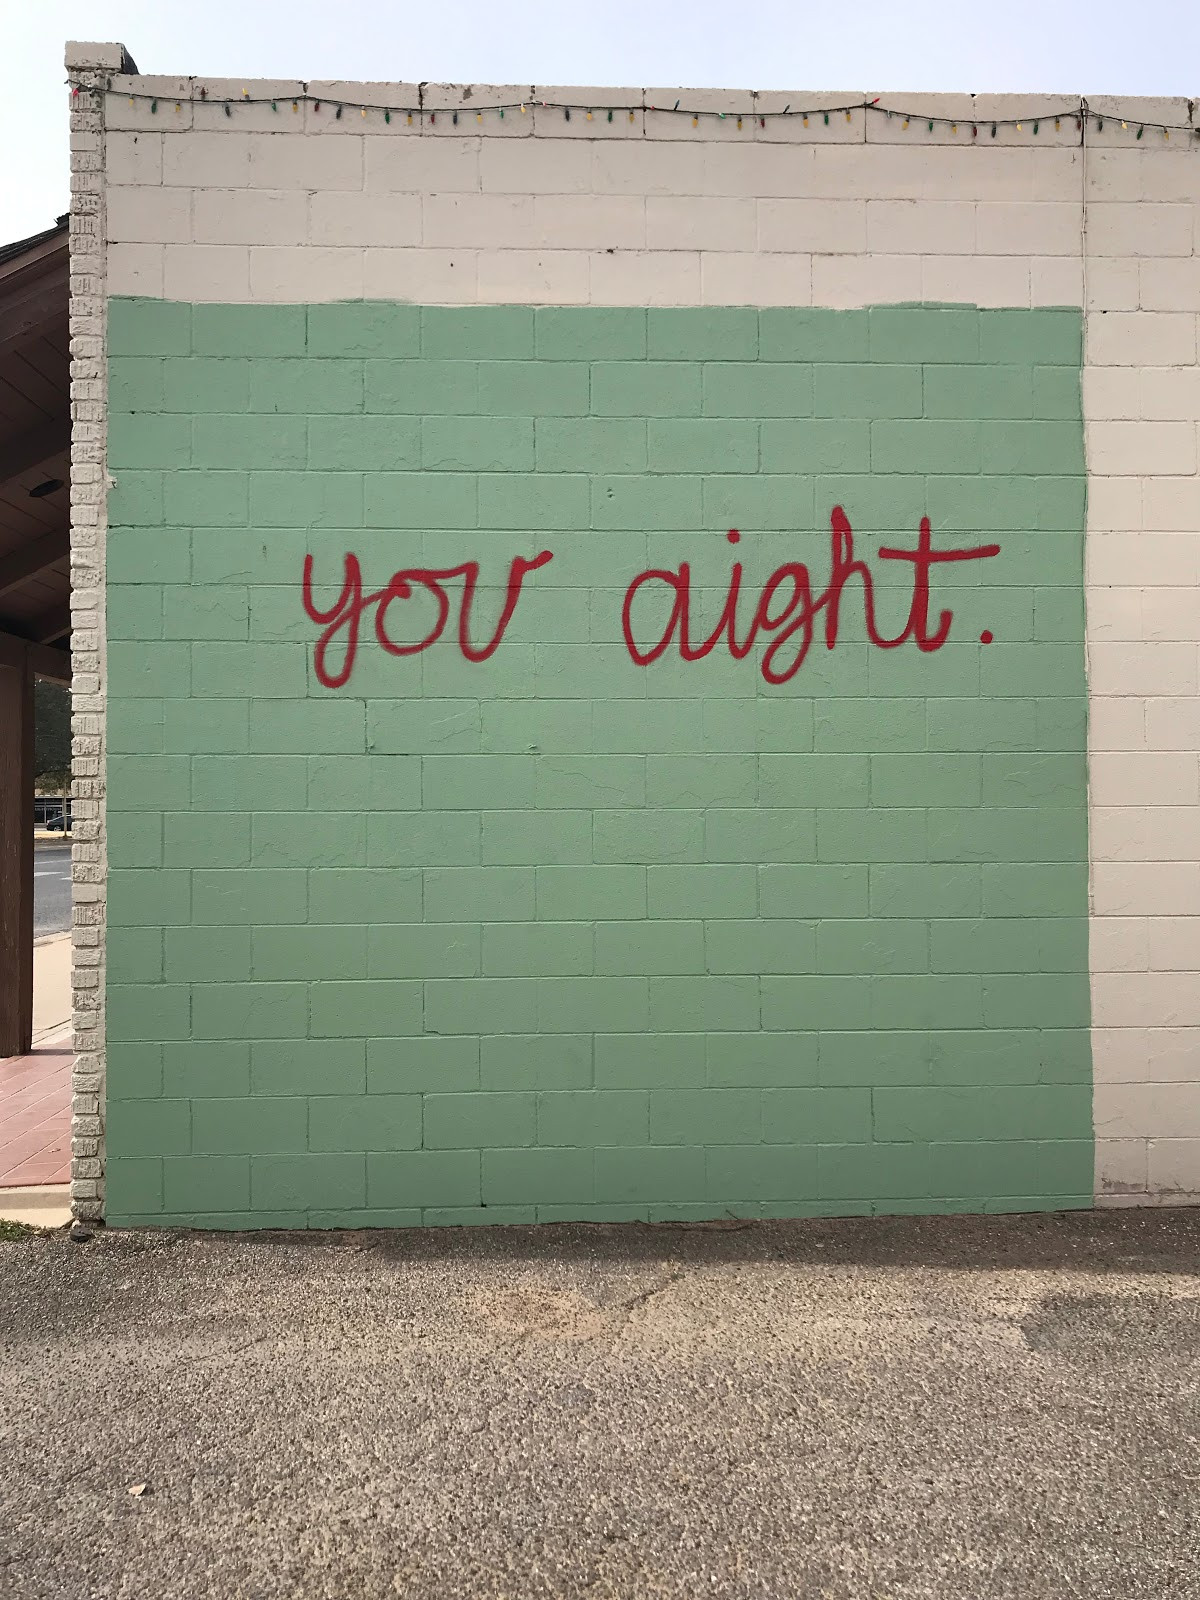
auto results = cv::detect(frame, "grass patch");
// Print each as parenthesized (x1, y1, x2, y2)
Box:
(0, 1219, 35, 1242)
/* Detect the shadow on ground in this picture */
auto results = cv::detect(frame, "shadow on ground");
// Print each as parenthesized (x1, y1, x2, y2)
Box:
(2, 1209, 1198, 1598)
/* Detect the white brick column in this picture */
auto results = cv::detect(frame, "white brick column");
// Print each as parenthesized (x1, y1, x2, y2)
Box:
(65, 41, 123, 1223)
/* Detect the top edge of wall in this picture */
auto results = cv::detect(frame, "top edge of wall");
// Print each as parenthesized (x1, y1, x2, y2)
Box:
(68, 44, 1199, 149)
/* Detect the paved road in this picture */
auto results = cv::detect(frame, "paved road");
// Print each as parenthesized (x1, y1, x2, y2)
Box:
(34, 842, 70, 939)
(2, 1210, 1198, 1599)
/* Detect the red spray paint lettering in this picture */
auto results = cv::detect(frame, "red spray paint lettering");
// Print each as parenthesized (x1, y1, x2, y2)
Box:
(302, 509, 999, 689)
(621, 507, 1000, 685)
(302, 550, 554, 689)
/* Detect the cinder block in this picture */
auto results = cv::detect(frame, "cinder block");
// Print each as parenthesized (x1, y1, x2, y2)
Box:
(363, 247, 479, 301)
(477, 252, 589, 304)
(163, 243, 250, 300)
(108, 243, 165, 296)
(758, 198, 867, 254)
(248, 245, 364, 301)
(310, 190, 422, 246)
(588, 250, 702, 306)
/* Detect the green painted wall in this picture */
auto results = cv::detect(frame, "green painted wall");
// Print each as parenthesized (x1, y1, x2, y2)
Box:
(104, 300, 1092, 1227)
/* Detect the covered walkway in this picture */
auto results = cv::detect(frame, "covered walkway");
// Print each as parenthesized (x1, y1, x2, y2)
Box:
(0, 217, 71, 1060)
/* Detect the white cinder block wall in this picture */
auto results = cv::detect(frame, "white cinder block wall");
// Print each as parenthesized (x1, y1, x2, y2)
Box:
(68, 43, 1200, 1212)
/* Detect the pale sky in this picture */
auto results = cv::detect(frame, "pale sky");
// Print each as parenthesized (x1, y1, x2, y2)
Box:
(4, 0, 1197, 241)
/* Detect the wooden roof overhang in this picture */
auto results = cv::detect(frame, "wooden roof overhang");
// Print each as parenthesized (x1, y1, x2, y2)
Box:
(0, 218, 71, 685)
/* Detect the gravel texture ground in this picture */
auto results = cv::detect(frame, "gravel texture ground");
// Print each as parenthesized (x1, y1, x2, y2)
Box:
(2, 1209, 1198, 1598)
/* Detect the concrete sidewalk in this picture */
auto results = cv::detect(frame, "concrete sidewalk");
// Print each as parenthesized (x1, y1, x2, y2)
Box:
(32, 931, 71, 1043)
(2, 1209, 1199, 1598)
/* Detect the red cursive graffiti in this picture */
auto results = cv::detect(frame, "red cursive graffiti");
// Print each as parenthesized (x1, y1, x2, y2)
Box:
(302, 549, 554, 689)
(621, 508, 1000, 685)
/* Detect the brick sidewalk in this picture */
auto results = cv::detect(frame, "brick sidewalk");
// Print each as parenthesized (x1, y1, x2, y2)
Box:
(0, 1030, 70, 1187)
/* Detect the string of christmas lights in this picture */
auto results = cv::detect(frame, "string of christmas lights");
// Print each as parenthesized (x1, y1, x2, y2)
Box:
(69, 83, 1200, 143)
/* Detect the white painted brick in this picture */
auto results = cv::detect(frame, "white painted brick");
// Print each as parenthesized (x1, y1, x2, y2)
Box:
(758, 199, 867, 254)
(588, 250, 701, 305)
(1084, 475, 1141, 533)
(1141, 479, 1200, 532)
(975, 201, 1081, 255)
(106, 77, 193, 132)
(478, 251, 589, 303)
(687, 143, 817, 199)
(1094, 1028, 1200, 1082)
(925, 255, 1030, 308)
(1092, 861, 1200, 915)
(1088, 312, 1197, 367)
(752, 91, 865, 147)
(248, 245, 364, 300)
(369, 135, 481, 194)
(1093, 973, 1200, 1029)
(190, 79, 305, 134)
(1141, 589, 1200, 642)
(865, 200, 975, 254)
(1095, 1081, 1200, 1136)
(247, 131, 363, 190)
(195, 187, 308, 246)
(1092, 805, 1200, 862)
(1094, 1136, 1149, 1196)
(163, 243, 250, 299)
(107, 242, 163, 296)
(1089, 641, 1198, 700)
(106, 184, 190, 243)
(700, 252, 811, 306)
(423, 192, 535, 248)
(645, 197, 755, 252)
(531, 194, 646, 250)
(1088, 916, 1149, 972)
(806, 145, 926, 201)
(309, 190, 421, 247)
(1090, 535, 1200, 587)
(1148, 918, 1200, 971)
(1139, 258, 1200, 313)
(163, 129, 253, 187)
(811, 253, 922, 308)
(1089, 202, 1194, 258)
(1145, 696, 1200, 751)
(106, 130, 162, 185)
(1088, 149, 1198, 203)
(1085, 257, 1140, 312)
(479, 138, 590, 195)
(1136, 367, 1200, 421)
(1080, 576, 1132, 640)
(1083, 365, 1139, 420)
(1089, 752, 1199, 805)
(362, 247, 478, 301)
(1087, 695, 1146, 750)
(1030, 256, 1080, 307)
(1147, 1138, 1200, 1195)
(529, 87, 644, 141)
(592, 141, 710, 197)
(1088, 420, 1197, 476)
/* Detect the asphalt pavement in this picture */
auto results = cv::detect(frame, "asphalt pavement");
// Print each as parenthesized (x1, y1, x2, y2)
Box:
(2, 1209, 1199, 1598)
(34, 842, 71, 940)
